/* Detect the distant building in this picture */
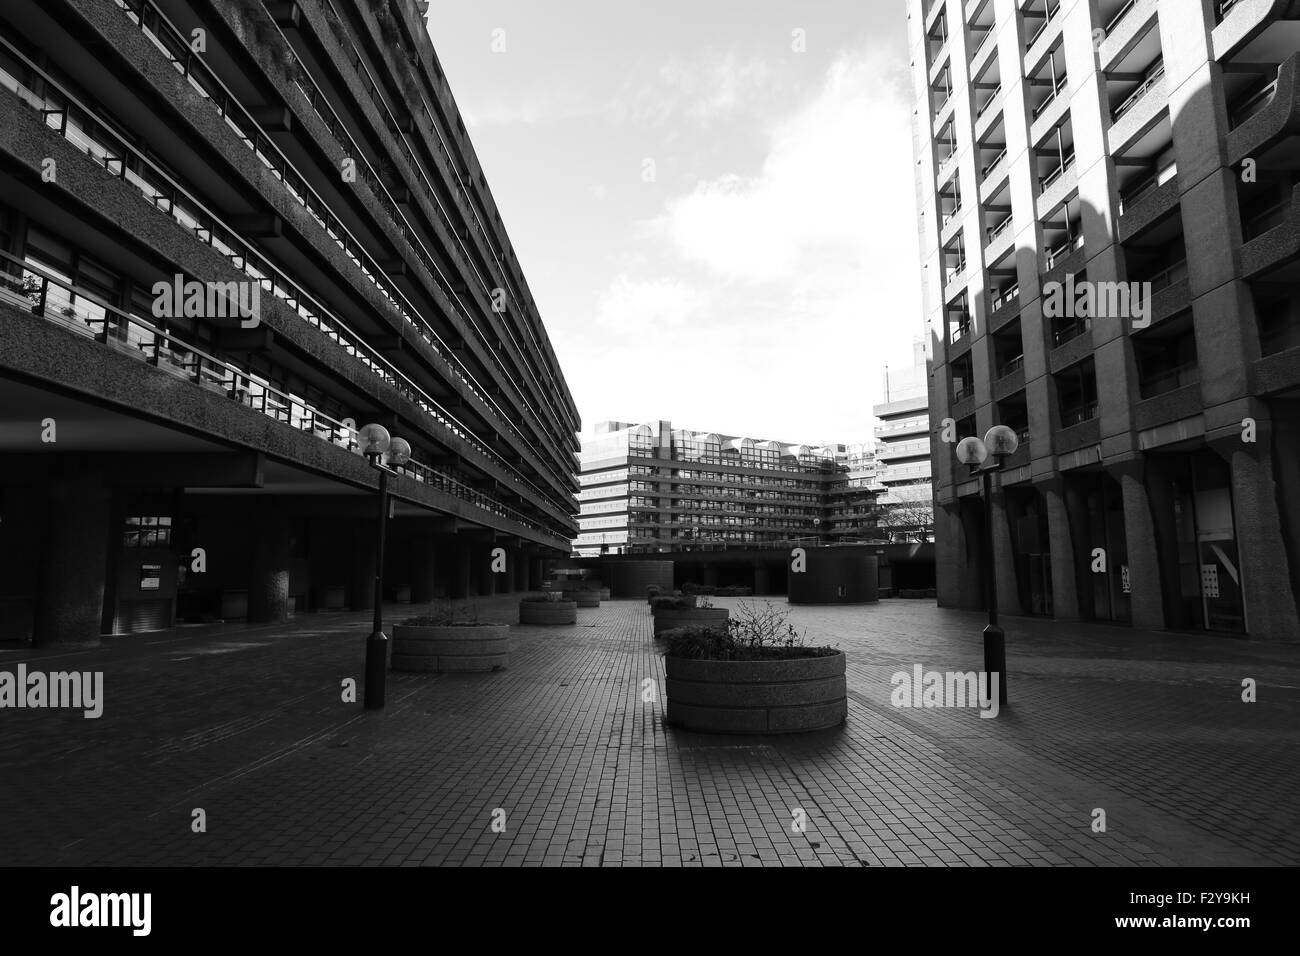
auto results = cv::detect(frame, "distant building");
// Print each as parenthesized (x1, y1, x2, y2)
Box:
(873, 340, 934, 540)
(573, 421, 880, 557)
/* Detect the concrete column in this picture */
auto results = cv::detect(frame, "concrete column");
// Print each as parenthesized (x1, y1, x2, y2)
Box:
(934, 499, 964, 608)
(349, 518, 376, 611)
(1143, 456, 1191, 632)
(990, 477, 1022, 616)
(443, 539, 471, 599)
(408, 527, 439, 604)
(1040, 478, 1081, 621)
(702, 563, 719, 586)
(512, 548, 528, 593)
(248, 501, 291, 624)
(1215, 434, 1300, 641)
(472, 542, 496, 597)
(34, 477, 111, 646)
(1114, 459, 1165, 631)
(752, 562, 770, 595)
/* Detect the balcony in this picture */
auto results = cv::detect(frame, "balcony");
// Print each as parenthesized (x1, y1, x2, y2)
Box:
(1240, 185, 1300, 278)
(1213, 0, 1300, 62)
(1060, 401, 1099, 428)
(1098, 0, 1158, 70)
(1117, 166, 1180, 241)
(1036, 156, 1078, 218)
(1043, 231, 1084, 272)
(1024, 8, 1065, 73)
(0, 256, 570, 545)
(985, 214, 1016, 261)
(1227, 53, 1300, 166)
(1108, 65, 1168, 155)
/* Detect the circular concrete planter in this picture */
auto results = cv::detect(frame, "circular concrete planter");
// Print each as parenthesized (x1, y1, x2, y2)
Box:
(391, 624, 509, 672)
(563, 591, 600, 608)
(664, 651, 846, 734)
(518, 600, 577, 625)
(598, 587, 611, 601)
(652, 607, 729, 637)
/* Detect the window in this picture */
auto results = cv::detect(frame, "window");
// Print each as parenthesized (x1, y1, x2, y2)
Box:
(124, 515, 172, 548)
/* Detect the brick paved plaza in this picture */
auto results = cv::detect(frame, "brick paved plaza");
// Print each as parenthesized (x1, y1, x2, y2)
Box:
(1, 597, 1296, 867)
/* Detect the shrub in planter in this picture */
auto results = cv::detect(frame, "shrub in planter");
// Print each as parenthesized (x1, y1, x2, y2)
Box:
(662, 602, 846, 734)
(682, 582, 717, 596)
(518, 593, 577, 625)
(646, 585, 664, 605)
(651, 594, 726, 636)
(391, 600, 508, 672)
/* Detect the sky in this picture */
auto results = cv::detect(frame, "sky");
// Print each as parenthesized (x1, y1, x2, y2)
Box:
(426, 0, 924, 447)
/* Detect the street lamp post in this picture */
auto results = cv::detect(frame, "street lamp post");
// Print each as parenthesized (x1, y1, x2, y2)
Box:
(955, 425, 1019, 705)
(357, 423, 412, 711)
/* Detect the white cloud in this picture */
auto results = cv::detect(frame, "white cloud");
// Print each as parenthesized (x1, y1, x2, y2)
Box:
(653, 51, 918, 286)
(593, 274, 710, 332)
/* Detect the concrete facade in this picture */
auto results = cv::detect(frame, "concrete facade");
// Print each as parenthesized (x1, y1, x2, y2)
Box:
(909, 0, 1300, 639)
(0, 0, 579, 643)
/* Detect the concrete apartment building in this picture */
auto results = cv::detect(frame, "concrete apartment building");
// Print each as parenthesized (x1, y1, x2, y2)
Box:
(873, 338, 935, 537)
(573, 421, 879, 558)
(0, 0, 581, 644)
(908, 0, 1300, 638)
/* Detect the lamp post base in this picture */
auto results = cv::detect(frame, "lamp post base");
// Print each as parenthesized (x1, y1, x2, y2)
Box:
(982, 624, 1007, 705)
(364, 629, 388, 710)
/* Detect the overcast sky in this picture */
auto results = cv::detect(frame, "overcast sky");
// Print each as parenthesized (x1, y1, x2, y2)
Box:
(427, 0, 923, 447)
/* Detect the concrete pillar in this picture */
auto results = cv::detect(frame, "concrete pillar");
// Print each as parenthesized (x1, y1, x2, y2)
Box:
(34, 477, 111, 646)
(1114, 459, 1165, 631)
(529, 557, 544, 590)
(349, 518, 376, 611)
(1143, 456, 1191, 632)
(512, 548, 528, 593)
(1038, 479, 1080, 621)
(934, 499, 964, 608)
(702, 563, 719, 586)
(443, 539, 471, 599)
(408, 528, 439, 604)
(472, 542, 496, 597)
(990, 478, 1022, 616)
(1215, 435, 1300, 641)
(1063, 479, 1092, 620)
(752, 562, 770, 595)
(248, 501, 291, 624)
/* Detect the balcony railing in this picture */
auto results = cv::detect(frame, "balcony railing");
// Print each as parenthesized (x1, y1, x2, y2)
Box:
(1105, 0, 1140, 34)
(1060, 401, 1099, 427)
(1039, 153, 1076, 191)
(996, 354, 1025, 377)
(1118, 161, 1177, 214)
(1145, 258, 1188, 292)
(952, 384, 975, 403)
(1031, 74, 1069, 118)
(113, 0, 575, 486)
(990, 283, 1020, 312)
(1230, 76, 1281, 129)
(1052, 316, 1091, 347)
(1044, 232, 1084, 270)
(951, 317, 973, 342)
(0, 37, 574, 526)
(1140, 361, 1201, 398)
(977, 84, 1002, 118)
(942, 201, 963, 227)
(981, 146, 1009, 180)
(1113, 61, 1165, 121)
(987, 214, 1014, 243)
(1243, 199, 1291, 240)
(0, 254, 569, 544)
(311, 0, 574, 445)
(946, 260, 968, 284)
